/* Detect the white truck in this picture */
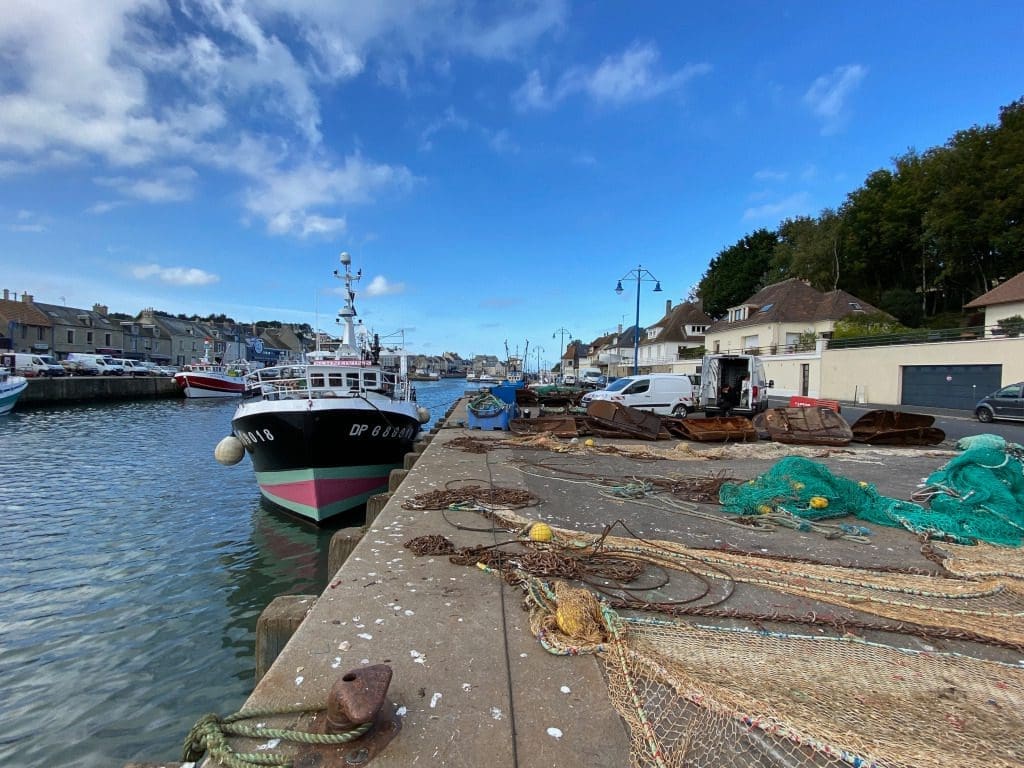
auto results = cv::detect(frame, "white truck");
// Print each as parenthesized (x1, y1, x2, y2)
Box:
(699, 353, 772, 417)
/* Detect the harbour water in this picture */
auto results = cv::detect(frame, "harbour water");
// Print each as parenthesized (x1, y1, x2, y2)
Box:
(0, 378, 465, 768)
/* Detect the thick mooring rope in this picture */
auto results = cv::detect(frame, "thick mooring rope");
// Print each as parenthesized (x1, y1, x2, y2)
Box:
(183, 706, 372, 768)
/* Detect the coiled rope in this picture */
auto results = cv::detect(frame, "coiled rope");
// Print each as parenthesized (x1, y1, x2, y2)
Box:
(183, 705, 372, 768)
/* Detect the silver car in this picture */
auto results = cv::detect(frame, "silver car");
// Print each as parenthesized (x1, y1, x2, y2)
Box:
(975, 382, 1024, 423)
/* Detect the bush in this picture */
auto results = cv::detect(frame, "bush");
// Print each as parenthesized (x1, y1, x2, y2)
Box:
(997, 315, 1024, 337)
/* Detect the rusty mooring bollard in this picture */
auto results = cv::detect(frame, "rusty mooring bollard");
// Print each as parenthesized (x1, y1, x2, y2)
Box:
(325, 664, 393, 732)
(294, 665, 401, 768)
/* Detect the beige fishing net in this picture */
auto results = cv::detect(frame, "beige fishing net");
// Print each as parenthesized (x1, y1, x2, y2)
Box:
(499, 512, 1024, 768)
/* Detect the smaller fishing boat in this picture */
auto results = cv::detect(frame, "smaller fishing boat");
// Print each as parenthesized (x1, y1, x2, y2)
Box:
(0, 365, 28, 415)
(174, 341, 252, 398)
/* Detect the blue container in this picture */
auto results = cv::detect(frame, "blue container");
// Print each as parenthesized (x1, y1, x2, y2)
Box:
(489, 385, 519, 405)
(467, 404, 514, 430)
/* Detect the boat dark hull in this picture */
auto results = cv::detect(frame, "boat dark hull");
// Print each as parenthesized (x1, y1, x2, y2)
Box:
(232, 402, 421, 523)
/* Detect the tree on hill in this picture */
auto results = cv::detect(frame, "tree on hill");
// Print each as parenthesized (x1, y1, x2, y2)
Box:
(696, 228, 778, 317)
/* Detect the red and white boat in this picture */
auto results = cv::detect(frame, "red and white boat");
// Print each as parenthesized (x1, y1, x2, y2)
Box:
(174, 342, 252, 398)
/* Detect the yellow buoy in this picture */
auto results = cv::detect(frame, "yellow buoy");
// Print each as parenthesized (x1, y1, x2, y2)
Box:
(528, 522, 554, 542)
(756, 504, 773, 515)
(584, 438, 595, 447)
(809, 496, 829, 510)
(791, 481, 805, 491)
(214, 435, 245, 466)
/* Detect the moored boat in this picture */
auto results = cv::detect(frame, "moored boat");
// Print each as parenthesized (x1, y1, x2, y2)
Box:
(174, 342, 251, 398)
(226, 251, 430, 523)
(0, 366, 28, 415)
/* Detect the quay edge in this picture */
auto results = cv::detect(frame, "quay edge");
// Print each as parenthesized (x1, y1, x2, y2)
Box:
(16, 376, 182, 407)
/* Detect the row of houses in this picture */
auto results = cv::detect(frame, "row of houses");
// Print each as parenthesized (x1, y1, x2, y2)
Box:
(562, 273, 1024, 411)
(0, 288, 486, 374)
(0, 289, 313, 367)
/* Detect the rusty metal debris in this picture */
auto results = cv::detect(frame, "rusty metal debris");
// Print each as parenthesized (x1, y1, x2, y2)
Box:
(585, 400, 666, 440)
(667, 416, 757, 443)
(509, 415, 583, 437)
(850, 409, 946, 445)
(761, 406, 853, 446)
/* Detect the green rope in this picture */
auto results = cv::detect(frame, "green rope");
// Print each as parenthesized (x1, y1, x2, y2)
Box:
(183, 706, 373, 768)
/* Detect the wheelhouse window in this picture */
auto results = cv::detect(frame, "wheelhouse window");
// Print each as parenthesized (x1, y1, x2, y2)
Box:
(345, 372, 359, 389)
(309, 373, 325, 388)
(328, 373, 344, 387)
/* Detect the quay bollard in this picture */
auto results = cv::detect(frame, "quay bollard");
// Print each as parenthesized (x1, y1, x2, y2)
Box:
(403, 451, 419, 470)
(328, 527, 365, 577)
(365, 493, 391, 527)
(388, 468, 409, 493)
(255, 595, 316, 684)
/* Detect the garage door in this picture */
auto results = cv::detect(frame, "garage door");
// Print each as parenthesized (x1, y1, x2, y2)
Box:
(900, 364, 1002, 410)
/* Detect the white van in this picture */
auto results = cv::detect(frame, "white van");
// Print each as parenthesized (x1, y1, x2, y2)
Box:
(67, 353, 122, 376)
(699, 353, 772, 417)
(0, 352, 64, 377)
(581, 373, 696, 416)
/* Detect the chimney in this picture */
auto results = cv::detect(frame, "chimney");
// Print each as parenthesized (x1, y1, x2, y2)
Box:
(2, 289, 7, 300)
(22, 293, 33, 303)
(93, 303, 108, 316)
(666, 299, 672, 314)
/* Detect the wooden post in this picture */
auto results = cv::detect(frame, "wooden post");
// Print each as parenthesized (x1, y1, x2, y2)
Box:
(388, 468, 409, 493)
(328, 526, 364, 577)
(255, 595, 316, 684)
(365, 493, 391, 527)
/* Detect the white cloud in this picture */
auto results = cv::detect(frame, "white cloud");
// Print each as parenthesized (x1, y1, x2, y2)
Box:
(419, 107, 470, 151)
(742, 193, 811, 222)
(237, 151, 416, 237)
(131, 264, 220, 286)
(754, 168, 788, 182)
(486, 129, 519, 154)
(514, 42, 710, 111)
(0, 1, 566, 237)
(300, 214, 347, 238)
(94, 167, 198, 203)
(364, 275, 405, 296)
(8, 223, 45, 233)
(804, 64, 867, 134)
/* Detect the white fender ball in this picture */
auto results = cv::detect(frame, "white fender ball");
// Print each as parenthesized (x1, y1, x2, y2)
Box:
(416, 407, 431, 424)
(215, 435, 245, 466)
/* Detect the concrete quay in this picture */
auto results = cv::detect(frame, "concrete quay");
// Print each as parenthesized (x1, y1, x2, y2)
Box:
(196, 401, 1021, 768)
(17, 375, 180, 406)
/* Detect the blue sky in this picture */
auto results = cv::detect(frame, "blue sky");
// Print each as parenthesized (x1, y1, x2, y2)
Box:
(1, 1, 1022, 367)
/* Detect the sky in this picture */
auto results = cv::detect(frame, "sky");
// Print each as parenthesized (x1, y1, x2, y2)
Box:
(1, 1, 1022, 368)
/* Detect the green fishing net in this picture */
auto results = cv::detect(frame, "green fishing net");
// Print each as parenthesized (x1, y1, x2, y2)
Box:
(719, 448, 1024, 547)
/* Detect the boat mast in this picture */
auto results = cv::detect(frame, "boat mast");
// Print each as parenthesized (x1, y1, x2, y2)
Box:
(334, 251, 362, 360)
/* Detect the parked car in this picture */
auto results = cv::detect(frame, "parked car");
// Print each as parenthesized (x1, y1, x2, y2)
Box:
(117, 359, 151, 376)
(975, 382, 1024, 423)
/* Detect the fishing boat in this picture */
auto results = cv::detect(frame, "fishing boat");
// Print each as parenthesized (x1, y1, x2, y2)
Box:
(0, 366, 28, 415)
(227, 251, 430, 523)
(174, 341, 250, 398)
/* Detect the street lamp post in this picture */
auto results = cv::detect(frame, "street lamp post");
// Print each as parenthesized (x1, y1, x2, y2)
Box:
(615, 265, 662, 376)
(551, 327, 571, 380)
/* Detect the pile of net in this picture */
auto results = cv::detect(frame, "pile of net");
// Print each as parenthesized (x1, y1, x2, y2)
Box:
(528, 579, 1024, 768)
(719, 451, 1024, 546)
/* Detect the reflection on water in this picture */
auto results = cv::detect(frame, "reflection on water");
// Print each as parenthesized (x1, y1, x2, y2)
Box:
(0, 380, 463, 767)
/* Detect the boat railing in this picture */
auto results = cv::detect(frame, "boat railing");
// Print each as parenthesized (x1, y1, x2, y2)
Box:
(242, 365, 415, 402)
